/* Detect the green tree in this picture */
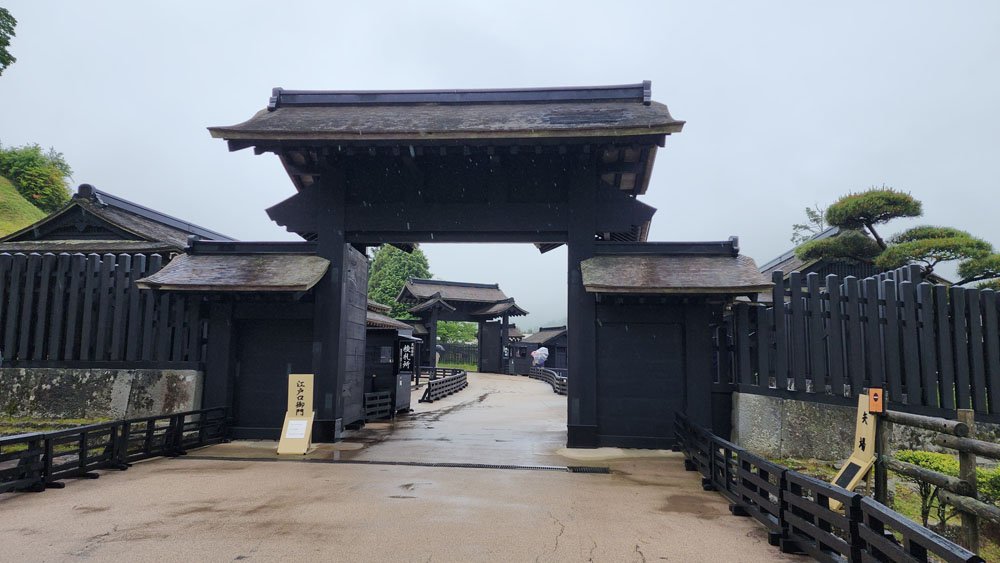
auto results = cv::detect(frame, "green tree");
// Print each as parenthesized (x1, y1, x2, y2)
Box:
(795, 187, 1000, 286)
(0, 144, 73, 212)
(824, 187, 922, 249)
(0, 7, 16, 76)
(367, 244, 431, 318)
(790, 204, 828, 245)
(437, 321, 477, 343)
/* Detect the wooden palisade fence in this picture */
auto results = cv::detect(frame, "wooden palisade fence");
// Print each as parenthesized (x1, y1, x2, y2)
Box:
(718, 266, 1000, 423)
(0, 252, 204, 367)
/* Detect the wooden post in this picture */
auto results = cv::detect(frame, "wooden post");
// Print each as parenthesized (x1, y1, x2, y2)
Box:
(428, 306, 439, 371)
(314, 175, 349, 441)
(874, 416, 891, 505)
(566, 154, 598, 447)
(500, 313, 509, 374)
(957, 409, 979, 553)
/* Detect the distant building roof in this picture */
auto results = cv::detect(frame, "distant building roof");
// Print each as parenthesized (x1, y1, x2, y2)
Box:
(1, 184, 235, 250)
(398, 278, 509, 303)
(366, 310, 412, 331)
(521, 326, 567, 345)
(507, 325, 524, 340)
(398, 278, 528, 319)
(758, 226, 840, 278)
(755, 227, 948, 304)
(366, 300, 392, 314)
(136, 253, 329, 292)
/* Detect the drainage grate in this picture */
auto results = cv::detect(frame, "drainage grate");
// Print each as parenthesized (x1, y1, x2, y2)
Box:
(181, 455, 609, 474)
(567, 466, 611, 474)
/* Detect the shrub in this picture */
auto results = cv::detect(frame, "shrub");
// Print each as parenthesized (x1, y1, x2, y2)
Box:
(0, 143, 72, 213)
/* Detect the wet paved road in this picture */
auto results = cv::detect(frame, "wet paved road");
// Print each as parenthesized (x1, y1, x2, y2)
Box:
(351, 372, 570, 466)
(0, 373, 804, 562)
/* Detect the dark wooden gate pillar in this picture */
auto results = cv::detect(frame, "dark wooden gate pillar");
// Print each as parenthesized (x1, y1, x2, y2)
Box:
(500, 313, 509, 373)
(566, 156, 599, 447)
(313, 173, 349, 441)
(428, 306, 439, 369)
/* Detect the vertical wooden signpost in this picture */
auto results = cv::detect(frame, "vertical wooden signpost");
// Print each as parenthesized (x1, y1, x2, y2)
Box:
(277, 374, 314, 455)
(829, 392, 878, 510)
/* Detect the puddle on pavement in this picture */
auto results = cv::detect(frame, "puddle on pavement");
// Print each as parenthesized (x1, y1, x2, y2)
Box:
(659, 493, 723, 519)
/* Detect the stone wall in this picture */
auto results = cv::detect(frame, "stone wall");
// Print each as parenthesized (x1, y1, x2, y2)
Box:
(0, 368, 203, 420)
(732, 392, 1000, 461)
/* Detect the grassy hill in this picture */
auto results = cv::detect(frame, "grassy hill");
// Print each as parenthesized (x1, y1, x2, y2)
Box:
(0, 176, 46, 237)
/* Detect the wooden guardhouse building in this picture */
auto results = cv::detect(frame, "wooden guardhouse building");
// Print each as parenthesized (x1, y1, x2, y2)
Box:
(0, 184, 235, 255)
(396, 278, 527, 372)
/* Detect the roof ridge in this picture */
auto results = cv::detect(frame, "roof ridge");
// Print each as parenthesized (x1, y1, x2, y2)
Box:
(267, 82, 652, 111)
(76, 184, 236, 242)
(409, 278, 500, 289)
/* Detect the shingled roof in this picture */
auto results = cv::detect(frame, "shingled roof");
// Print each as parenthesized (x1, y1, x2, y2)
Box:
(209, 83, 683, 144)
(581, 241, 771, 295)
(137, 253, 329, 292)
(758, 226, 840, 279)
(366, 310, 412, 331)
(398, 279, 509, 303)
(0, 184, 235, 250)
(520, 326, 567, 345)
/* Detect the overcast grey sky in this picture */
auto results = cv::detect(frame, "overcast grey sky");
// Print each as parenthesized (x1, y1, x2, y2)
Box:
(2, 2, 998, 329)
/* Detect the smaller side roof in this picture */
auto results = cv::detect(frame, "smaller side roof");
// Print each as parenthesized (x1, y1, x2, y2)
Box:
(581, 252, 771, 295)
(520, 326, 567, 345)
(137, 253, 329, 292)
(367, 310, 412, 331)
(469, 298, 529, 318)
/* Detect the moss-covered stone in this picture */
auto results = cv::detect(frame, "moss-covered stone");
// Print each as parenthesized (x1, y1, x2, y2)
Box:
(0, 368, 202, 419)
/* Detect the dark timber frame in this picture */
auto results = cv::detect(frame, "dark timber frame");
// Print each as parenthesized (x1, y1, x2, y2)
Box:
(210, 82, 685, 445)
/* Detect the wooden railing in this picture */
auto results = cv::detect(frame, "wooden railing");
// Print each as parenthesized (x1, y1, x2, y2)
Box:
(527, 367, 567, 395)
(419, 366, 464, 380)
(419, 370, 468, 403)
(674, 412, 984, 562)
(364, 391, 393, 421)
(0, 407, 227, 495)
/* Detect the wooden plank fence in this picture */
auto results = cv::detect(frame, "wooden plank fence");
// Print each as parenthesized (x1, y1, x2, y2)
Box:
(717, 265, 1000, 424)
(0, 252, 204, 367)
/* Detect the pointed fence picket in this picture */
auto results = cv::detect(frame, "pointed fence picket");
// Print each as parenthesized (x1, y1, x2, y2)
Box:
(0, 252, 203, 367)
(717, 265, 1000, 423)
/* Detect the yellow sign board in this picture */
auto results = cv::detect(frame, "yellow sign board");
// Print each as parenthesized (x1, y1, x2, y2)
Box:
(829, 393, 878, 509)
(277, 373, 314, 455)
